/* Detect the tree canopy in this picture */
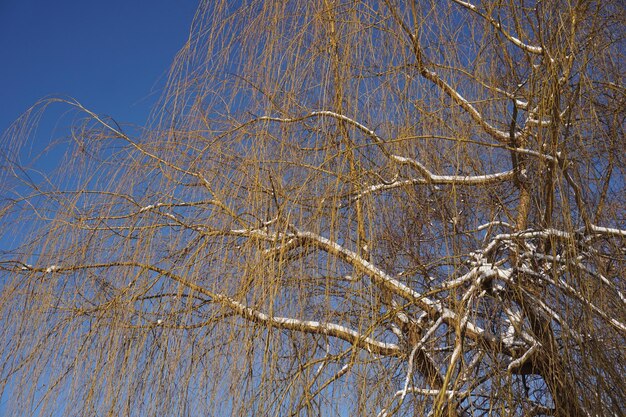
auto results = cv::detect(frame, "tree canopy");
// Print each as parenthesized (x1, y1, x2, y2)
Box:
(1, 1, 624, 416)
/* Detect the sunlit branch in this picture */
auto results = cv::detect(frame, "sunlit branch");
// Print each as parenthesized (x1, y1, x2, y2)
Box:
(391, 155, 516, 184)
(384, 1, 527, 144)
(351, 178, 427, 201)
(291, 229, 504, 350)
(449, 0, 543, 54)
(532, 269, 626, 334)
(417, 66, 519, 143)
(219, 224, 515, 351)
(527, 252, 625, 305)
(63, 100, 249, 227)
(256, 110, 390, 155)
(19, 262, 401, 357)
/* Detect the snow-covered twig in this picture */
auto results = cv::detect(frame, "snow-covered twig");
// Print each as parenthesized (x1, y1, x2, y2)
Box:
(507, 343, 539, 372)
(378, 317, 447, 417)
(477, 221, 514, 231)
(352, 178, 428, 201)
(396, 387, 466, 397)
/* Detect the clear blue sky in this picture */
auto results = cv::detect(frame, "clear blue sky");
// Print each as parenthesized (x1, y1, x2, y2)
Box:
(0, 3, 199, 415)
(0, 0, 199, 134)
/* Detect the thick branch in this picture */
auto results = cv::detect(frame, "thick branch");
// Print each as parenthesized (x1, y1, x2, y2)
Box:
(392, 155, 515, 184)
(291, 229, 503, 351)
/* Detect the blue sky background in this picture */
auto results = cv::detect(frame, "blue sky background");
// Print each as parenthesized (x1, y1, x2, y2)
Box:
(0, 0, 199, 134)
(0, 3, 199, 414)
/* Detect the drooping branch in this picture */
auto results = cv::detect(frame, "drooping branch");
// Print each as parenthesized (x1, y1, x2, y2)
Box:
(14, 262, 401, 357)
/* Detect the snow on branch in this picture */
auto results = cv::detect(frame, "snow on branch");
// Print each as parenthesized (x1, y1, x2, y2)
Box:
(507, 343, 539, 373)
(450, 0, 543, 54)
(45, 265, 60, 274)
(483, 226, 626, 256)
(590, 224, 626, 237)
(392, 155, 515, 184)
(139, 204, 160, 213)
(477, 221, 514, 231)
(483, 229, 571, 253)
(353, 178, 428, 201)
(31, 261, 401, 357)
(291, 229, 503, 350)
(417, 68, 516, 143)
(219, 223, 518, 349)
(224, 225, 521, 351)
(227, 298, 402, 356)
(257, 111, 388, 153)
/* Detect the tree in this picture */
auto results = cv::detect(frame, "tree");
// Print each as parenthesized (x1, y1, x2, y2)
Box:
(1, 1, 624, 416)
